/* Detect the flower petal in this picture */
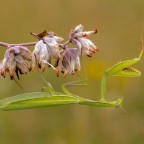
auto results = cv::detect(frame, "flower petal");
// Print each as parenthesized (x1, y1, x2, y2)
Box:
(7, 51, 16, 78)
(16, 61, 30, 74)
(32, 40, 50, 72)
(74, 30, 97, 38)
(74, 24, 84, 33)
(78, 38, 96, 48)
(56, 48, 81, 77)
(53, 36, 64, 42)
(19, 47, 32, 61)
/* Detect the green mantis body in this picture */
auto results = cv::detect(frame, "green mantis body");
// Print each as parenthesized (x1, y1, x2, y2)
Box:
(0, 83, 122, 110)
(0, 48, 142, 110)
(0, 92, 78, 110)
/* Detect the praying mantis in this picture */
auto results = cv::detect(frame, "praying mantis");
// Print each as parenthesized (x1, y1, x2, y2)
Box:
(0, 47, 142, 110)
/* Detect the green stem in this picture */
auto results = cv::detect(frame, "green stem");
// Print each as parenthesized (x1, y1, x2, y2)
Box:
(100, 73, 107, 102)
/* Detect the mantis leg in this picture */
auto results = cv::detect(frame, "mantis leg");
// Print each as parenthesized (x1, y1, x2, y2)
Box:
(61, 60, 88, 95)
(40, 74, 66, 95)
(40, 74, 58, 95)
(61, 79, 87, 95)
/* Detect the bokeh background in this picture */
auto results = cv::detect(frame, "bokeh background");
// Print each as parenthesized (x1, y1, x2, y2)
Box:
(0, 0, 144, 144)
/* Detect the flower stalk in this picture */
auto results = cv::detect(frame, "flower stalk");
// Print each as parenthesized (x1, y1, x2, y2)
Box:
(0, 41, 37, 48)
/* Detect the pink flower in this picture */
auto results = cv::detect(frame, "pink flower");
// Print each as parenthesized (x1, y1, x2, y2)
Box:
(70, 24, 99, 57)
(77, 38, 98, 57)
(43, 35, 63, 59)
(32, 40, 49, 72)
(0, 46, 31, 79)
(55, 48, 80, 77)
(32, 34, 64, 72)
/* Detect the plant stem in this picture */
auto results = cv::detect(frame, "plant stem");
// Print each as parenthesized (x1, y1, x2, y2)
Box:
(0, 40, 70, 49)
(0, 41, 37, 48)
(0, 42, 9, 47)
(10, 42, 37, 47)
(59, 40, 70, 49)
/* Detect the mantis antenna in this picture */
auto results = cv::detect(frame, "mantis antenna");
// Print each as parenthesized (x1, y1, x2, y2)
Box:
(13, 77, 23, 90)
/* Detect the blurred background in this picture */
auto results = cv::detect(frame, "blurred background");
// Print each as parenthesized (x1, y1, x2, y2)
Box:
(0, 0, 144, 144)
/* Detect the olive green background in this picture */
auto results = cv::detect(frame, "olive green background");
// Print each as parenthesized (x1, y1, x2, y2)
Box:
(0, 0, 144, 144)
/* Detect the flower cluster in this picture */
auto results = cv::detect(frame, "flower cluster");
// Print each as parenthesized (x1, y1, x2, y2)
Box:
(0, 24, 98, 79)
(32, 31, 64, 72)
(55, 48, 81, 77)
(0, 46, 31, 79)
(70, 24, 99, 57)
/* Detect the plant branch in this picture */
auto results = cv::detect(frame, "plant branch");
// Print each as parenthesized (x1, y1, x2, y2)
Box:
(0, 39, 70, 49)
(10, 42, 37, 47)
(59, 40, 71, 49)
(0, 41, 37, 48)
(0, 42, 9, 48)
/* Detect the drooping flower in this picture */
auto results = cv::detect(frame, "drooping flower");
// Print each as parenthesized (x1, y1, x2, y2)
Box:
(70, 24, 99, 57)
(32, 40, 49, 72)
(55, 48, 81, 77)
(43, 35, 64, 59)
(0, 46, 32, 79)
(32, 31, 64, 72)
(76, 37, 98, 57)
(73, 24, 84, 33)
